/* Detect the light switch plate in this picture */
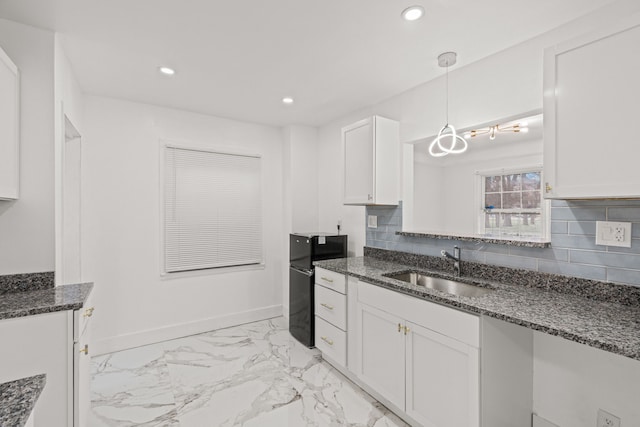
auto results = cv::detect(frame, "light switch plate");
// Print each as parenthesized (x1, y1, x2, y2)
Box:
(367, 215, 378, 229)
(596, 221, 632, 248)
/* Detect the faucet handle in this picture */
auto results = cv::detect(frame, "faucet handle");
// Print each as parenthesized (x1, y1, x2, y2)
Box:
(440, 250, 447, 256)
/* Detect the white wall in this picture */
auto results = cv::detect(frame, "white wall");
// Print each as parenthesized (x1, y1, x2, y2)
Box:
(0, 20, 55, 275)
(317, 0, 640, 254)
(533, 332, 640, 426)
(284, 125, 319, 233)
(83, 96, 284, 354)
(281, 125, 320, 319)
(317, 114, 373, 257)
(54, 36, 85, 285)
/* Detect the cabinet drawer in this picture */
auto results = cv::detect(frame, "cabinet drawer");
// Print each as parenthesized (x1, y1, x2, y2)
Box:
(315, 284, 346, 330)
(315, 267, 346, 294)
(358, 280, 479, 347)
(315, 316, 347, 367)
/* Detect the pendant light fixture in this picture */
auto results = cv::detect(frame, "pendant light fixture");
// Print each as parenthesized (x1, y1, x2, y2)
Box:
(429, 52, 467, 157)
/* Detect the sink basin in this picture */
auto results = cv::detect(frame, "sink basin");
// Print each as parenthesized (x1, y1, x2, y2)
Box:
(384, 272, 493, 298)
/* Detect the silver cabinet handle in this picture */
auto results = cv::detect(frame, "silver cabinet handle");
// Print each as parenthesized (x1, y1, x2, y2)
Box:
(321, 336, 334, 346)
(320, 277, 334, 283)
(320, 303, 334, 310)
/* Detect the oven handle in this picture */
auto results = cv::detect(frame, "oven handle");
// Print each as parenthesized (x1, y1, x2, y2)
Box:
(290, 266, 314, 277)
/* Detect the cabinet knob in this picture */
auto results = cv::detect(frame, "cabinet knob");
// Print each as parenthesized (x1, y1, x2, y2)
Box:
(79, 344, 89, 355)
(320, 303, 334, 310)
(398, 323, 402, 333)
(404, 326, 410, 335)
(545, 182, 552, 193)
(83, 307, 95, 318)
(367, 194, 373, 200)
(321, 336, 334, 346)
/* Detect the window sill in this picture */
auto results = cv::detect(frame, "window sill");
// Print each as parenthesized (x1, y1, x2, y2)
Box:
(160, 262, 266, 280)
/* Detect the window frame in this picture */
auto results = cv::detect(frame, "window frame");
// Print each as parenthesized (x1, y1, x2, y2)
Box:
(475, 165, 550, 240)
(159, 139, 265, 277)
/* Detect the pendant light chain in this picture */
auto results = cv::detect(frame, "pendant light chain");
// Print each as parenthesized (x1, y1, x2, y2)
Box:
(429, 51, 467, 157)
(445, 59, 449, 125)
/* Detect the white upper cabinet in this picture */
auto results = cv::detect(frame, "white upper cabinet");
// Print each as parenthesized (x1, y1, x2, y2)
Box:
(343, 116, 399, 205)
(0, 45, 19, 200)
(543, 16, 640, 199)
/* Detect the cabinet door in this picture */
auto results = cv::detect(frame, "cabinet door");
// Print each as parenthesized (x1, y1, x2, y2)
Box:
(544, 17, 640, 198)
(356, 301, 405, 409)
(406, 321, 479, 427)
(0, 45, 19, 200)
(0, 312, 71, 426)
(343, 118, 374, 204)
(74, 314, 92, 427)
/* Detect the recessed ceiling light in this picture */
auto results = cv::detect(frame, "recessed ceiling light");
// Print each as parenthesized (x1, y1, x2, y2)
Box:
(282, 97, 294, 105)
(401, 5, 425, 21)
(159, 66, 175, 76)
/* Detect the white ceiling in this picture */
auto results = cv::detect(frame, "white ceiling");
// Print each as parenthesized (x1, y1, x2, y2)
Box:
(0, 0, 616, 127)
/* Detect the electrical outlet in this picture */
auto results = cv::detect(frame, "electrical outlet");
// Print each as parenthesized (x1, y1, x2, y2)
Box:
(597, 409, 621, 427)
(595, 221, 632, 248)
(367, 215, 378, 229)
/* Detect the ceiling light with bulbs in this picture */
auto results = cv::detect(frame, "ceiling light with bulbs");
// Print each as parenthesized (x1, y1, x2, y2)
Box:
(464, 123, 530, 140)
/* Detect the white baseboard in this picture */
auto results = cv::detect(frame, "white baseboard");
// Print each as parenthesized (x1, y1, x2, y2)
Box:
(532, 414, 559, 427)
(92, 304, 283, 356)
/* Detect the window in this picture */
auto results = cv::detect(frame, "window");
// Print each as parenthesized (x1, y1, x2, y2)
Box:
(478, 168, 547, 239)
(163, 145, 262, 273)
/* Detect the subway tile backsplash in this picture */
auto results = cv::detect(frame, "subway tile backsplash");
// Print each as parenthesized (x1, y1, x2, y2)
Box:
(365, 200, 640, 287)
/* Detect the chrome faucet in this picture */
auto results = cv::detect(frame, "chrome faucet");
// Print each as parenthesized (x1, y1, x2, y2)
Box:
(441, 246, 461, 277)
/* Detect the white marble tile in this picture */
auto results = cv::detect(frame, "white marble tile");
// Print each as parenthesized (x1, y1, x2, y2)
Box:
(91, 318, 409, 427)
(90, 344, 179, 426)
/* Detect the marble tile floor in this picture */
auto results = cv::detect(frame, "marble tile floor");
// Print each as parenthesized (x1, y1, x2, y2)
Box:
(90, 317, 409, 426)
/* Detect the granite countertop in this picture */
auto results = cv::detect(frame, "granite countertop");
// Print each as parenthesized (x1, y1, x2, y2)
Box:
(315, 256, 640, 361)
(0, 282, 94, 321)
(0, 374, 46, 427)
(396, 230, 551, 248)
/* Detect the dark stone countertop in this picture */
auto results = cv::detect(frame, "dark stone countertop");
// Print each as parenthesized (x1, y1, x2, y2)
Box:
(0, 272, 54, 295)
(315, 256, 640, 361)
(0, 282, 94, 321)
(396, 231, 551, 248)
(0, 374, 46, 427)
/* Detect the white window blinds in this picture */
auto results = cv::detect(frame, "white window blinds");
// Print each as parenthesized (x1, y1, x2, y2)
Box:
(164, 146, 262, 273)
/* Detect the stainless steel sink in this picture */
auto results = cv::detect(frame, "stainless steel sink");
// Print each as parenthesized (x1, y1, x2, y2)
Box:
(384, 272, 493, 298)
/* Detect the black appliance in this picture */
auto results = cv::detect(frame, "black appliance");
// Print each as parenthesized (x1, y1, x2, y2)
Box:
(289, 232, 347, 347)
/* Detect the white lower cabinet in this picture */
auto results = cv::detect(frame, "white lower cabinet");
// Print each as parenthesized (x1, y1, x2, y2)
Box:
(315, 316, 347, 366)
(405, 321, 479, 427)
(317, 274, 532, 427)
(0, 297, 94, 427)
(356, 280, 480, 427)
(357, 303, 405, 409)
(74, 296, 94, 427)
(0, 311, 71, 426)
(314, 267, 349, 368)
